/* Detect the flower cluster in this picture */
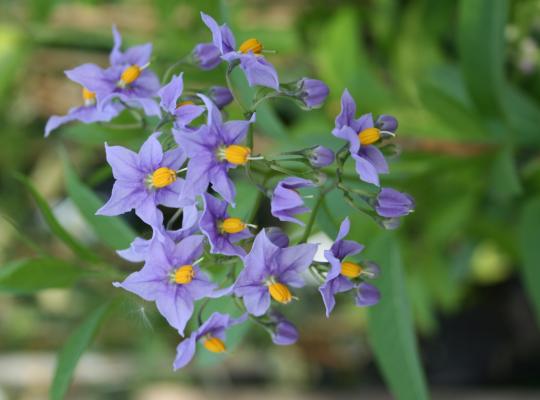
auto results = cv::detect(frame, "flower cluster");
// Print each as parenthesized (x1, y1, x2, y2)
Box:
(46, 14, 414, 370)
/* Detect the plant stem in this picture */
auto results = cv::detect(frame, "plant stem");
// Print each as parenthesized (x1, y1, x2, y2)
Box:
(162, 56, 189, 84)
(299, 185, 332, 243)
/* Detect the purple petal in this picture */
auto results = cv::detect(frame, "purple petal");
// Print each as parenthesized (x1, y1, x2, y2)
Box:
(117, 236, 150, 263)
(134, 196, 164, 228)
(355, 283, 381, 307)
(158, 73, 184, 113)
(331, 125, 360, 154)
(172, 235, 205, 266)
(173, 334, 197, 370)
(201, 12, 225, 53)
(113, 264, 165, 302)
(239, 55, 279, 90)
(221, 114, 255, 145)
(209, 167, 236, 206)
(358, 146, 388, 174)
(352, 153, 380, 186)
(138, 133, 163, 171)
(276, 243, 318, 285)
(243, 288, 271, 317)
(65, 64, 111, 95)
(96, 181, 145, 217)
(173, 104, 205, 128)
(156, 287, 194, 334)
(335, 89, 356, 129)
(104, 143, 142, 181)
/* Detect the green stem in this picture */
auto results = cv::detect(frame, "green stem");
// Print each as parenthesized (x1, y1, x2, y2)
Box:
(162, 56, 189, 84)
(299, 185, 331, 243)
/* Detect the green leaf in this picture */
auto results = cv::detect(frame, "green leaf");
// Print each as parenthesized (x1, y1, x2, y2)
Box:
(14, 173, 98, 263)
(458, 0, 508, 117)
(366, 233, 430, 400)
(50, 302, 112, 400)
(315, 8, 391, 112)
(518, 197, 540, 326)
(0, 258, 89, 293)
(490, 147, 523, 201)
(63, 157, 136, 250)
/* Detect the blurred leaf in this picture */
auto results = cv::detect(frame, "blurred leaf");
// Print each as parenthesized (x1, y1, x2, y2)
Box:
(490, 147, 523, 201)
(418, 67, 487, 139)
(63, 156, 136, 250)
(366, 233, 430, 400)
(30, 0, 57, 22)
(50, 302, 112, 400)
(502, 85, 540, 145)
(0, 258, 89, 293)
(518, 197, 540, 326)
(15, 173, 98, 263)
(458, 0, 508, 117)
(315, 8, 391, 112)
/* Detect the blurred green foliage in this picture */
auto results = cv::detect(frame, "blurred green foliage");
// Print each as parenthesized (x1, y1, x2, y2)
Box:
(1, 0, 540, 399)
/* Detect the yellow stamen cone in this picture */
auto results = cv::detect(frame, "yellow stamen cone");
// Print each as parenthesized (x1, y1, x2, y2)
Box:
(340, 261, 363, 278)
(239, 38, 263, 54)
(203, 336, 226, 353)
(358, 127, 381, 145)
(174, 265, 195, 284)
(151, 167, 177, 189)
(268, 282, 293, 304)
(221, 218, 246, 234)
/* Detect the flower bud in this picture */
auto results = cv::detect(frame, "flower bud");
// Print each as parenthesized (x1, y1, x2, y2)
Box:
(355, 282, 381, 307)
(192, 43, 221, 70)
(266, 227, 289, 248)
(271, 319, 299, 346)
(376, 114, 398, 133)
(209, 86, 233, 109)
(308, 145, 335, 168)
(297, 78, 329, 109)
(375, 188, 415, 218)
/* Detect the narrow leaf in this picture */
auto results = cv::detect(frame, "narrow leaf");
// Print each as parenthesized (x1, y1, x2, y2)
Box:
(14, 173, 98, 262)
(518, 197, 540, 326)
(0, 258, 89, 293)
(366, 233, 430, 400)
(50, 302, 111, 400)
(458, 0, 508, 117)
(62, 157, 136, 250)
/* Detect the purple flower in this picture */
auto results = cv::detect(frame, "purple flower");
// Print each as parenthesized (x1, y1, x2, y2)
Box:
(297, 78, 329, 109)
(199, 13, 279, 90)
(375, 188, 415, 218)
(269, 312, 299, 346)
(192, 43, 222, 70)
(114, 234, 217, 335)
(332, 89, 391, 186)
(376, 114, 398, 133)
(117, 205, 200, 263)
(173, 312, 247, 370)
(271, 177, 315, 226)
(71, 27, 161, 117)
(173, 94, 255, 205)
(200, 193, 252, 257)
(96, 133, 186, 228)
(266, 227, 289, 248)
(356, 282, 381, 307)
(158, 73, 205, 128)
(234, 229, 317, 316)
(209, 86, 234, 109)
(308, 146, 335, 168)
(45, 81, 122, 137)
(319, 217, 380, 317)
